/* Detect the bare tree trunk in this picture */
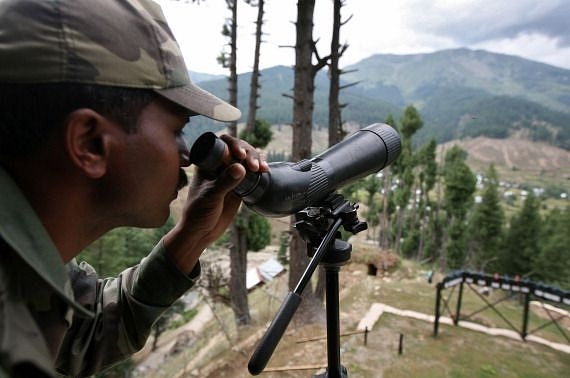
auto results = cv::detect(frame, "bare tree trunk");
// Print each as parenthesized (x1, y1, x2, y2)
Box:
(224, 0, 251, 326)
(227, 0, 238, 137)
(291, 0, 314, 162)
(328, 0, 344, 147)
(229, 217, 251, 325)
(245, 0, 265, 132)
(288, 0, 328, 325)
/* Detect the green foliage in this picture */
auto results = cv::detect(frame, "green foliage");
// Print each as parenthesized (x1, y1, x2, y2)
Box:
(439, 146, 476, 268)
(78, 217, 175, 277)
(384, 114, 396, 127)
(246, 213, 271, 251)
(468, 165, 505, 270)
(365, 201, 380, 228)
(533, 207, 570, 288)
(446, 220, 468, 269)
(239, 118, 273, 148)
(416, 139, 438, 195)
(363, 181, 381, 240)
(277, 231, 290, 265)
(401, 228, 420, 257)
(542, 183, 568, 199)
(443, 146, 476, 219)
(499, 193, 542, 277)
(422, 211, 446, 263)
(400, 105, 424, 140)
(217, 51, 229, 69)
(339, 179, 363, 201)
(391, 106, 424, 214)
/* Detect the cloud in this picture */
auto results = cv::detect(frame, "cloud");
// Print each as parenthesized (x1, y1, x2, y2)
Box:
(498, 1, 570, 46)
(474, 33, 570, 69)
(404, 0, 570, 46)
(157, 0, 570, 74)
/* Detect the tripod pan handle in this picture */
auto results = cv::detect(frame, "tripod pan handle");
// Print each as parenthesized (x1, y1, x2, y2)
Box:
(248, 292, 302, 375)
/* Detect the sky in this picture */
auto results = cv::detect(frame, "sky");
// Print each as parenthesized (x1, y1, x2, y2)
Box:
(155, 0, 570, 76)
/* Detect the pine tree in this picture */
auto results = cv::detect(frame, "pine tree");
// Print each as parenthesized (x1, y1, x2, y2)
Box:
(467, 164, 504, 271)
(391, 105, 423, 255)
(500, 192, 541, 277)
(415, 138, 438, 260)
(533, 207, 570, 288)
(442, 146, 476, 269)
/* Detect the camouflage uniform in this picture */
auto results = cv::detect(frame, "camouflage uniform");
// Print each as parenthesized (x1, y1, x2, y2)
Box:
(0, 0, 240, 376)
(0, 166, 200, 377)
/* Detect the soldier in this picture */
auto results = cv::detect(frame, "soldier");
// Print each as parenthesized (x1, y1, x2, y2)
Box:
(0, 0, 268, 376)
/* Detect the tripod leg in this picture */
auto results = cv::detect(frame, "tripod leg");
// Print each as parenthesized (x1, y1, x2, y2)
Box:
(325, 265, 342, 377)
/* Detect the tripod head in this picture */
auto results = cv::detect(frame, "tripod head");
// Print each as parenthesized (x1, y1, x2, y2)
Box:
(295, 193, 367, 257)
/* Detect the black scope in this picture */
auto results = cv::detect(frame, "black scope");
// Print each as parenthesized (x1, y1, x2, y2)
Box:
(189, 123, 401, 217)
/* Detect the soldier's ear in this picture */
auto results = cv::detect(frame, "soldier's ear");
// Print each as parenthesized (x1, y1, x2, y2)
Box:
(65, 109, 114, 179)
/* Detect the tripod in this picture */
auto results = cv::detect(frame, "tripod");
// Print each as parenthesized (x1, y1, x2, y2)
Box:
(248, 193, 367, 377)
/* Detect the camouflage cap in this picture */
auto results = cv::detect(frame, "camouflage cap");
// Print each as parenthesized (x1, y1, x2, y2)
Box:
(0, 0, 240, 122)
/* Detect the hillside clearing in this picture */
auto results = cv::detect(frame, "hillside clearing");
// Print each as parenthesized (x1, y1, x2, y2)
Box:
(135, 240, 570, 378)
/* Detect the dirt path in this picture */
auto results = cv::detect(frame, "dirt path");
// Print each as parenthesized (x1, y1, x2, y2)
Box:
(359, 302, 570, 355)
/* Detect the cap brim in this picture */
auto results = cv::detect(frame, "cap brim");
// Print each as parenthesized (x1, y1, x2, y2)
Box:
(155, 84, 241, 122)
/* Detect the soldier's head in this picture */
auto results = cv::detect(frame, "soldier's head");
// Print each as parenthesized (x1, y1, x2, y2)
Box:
(0, 0, 241, 229)
(0, 0, 240, 158)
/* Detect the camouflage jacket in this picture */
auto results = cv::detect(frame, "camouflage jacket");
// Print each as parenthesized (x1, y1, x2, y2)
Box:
(0, 167, 200, 377)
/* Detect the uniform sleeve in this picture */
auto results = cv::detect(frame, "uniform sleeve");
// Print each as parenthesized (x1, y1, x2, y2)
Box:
(55, 240, 200, 376)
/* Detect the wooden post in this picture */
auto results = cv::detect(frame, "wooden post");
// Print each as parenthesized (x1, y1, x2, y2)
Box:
(455, 281, 464, 326)
(434, 282, 442, 337)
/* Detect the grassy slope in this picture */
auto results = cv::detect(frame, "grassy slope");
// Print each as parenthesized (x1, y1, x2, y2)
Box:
(145, 245, 570, 377)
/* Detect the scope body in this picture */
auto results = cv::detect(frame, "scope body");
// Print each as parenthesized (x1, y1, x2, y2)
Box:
(190, 123, 401, 217)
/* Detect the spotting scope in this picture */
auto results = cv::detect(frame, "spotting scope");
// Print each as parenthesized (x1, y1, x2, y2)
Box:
(189, 123, 401, 217)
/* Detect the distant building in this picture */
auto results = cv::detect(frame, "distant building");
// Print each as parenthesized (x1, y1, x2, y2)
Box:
(246, 258, 285, 291)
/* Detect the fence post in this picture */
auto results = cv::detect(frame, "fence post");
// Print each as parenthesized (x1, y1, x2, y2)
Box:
(434, 282, 442, 337)
(521, 290, 531, 340)
(455, 280, 464, 326)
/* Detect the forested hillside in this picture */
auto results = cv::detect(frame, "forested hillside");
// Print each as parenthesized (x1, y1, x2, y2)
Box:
(193, 48, 570, 150)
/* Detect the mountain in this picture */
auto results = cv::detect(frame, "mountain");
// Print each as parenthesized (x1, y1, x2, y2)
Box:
(345, 48, 569, 112)
(191, 48, 570, 150)
(190, 72, 225, 84)
(343, 48, 570, 148)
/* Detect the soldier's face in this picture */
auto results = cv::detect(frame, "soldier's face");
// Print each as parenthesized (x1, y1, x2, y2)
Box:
(107, 97, 190, 227)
